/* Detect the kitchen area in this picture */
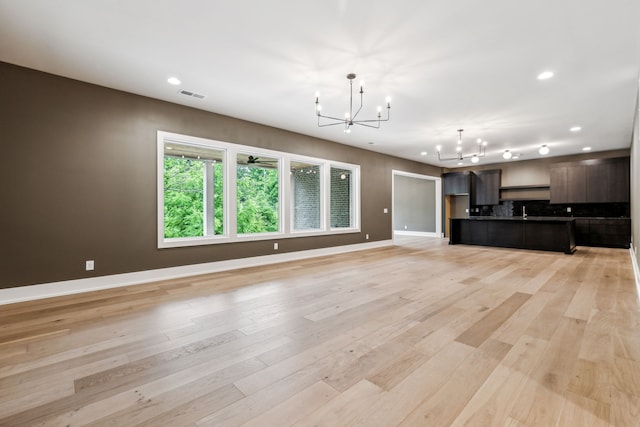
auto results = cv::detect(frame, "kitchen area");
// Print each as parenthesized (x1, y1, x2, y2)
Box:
(444, 153, 630, 254)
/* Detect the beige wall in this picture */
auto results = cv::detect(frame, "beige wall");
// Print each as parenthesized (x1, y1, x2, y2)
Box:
(631, 86, 640, 265)
(0, 62, 441, 289)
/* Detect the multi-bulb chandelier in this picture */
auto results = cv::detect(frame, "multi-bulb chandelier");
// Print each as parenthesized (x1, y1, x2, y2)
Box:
(436, 129, 487, 163)
(315, 73, 391, 133)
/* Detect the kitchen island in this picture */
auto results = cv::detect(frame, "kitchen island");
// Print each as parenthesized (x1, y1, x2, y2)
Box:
(449, 216, 576, 254)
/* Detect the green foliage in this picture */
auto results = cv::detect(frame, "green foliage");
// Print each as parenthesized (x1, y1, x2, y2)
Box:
(236, 166, 279, 233)
(164, 157, 204, 238)
(164, 156, 278, 238)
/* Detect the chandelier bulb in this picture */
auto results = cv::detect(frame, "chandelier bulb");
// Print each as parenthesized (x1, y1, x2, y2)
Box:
(436, 145, 442, 152)
(471, 155, 479, 163)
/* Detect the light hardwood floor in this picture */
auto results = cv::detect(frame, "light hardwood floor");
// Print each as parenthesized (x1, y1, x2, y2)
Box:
(1, 237, 639, 426)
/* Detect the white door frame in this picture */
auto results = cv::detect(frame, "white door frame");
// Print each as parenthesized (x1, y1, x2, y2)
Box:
(392, 170, 442, 238)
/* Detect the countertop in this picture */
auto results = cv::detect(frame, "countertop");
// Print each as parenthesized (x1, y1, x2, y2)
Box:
(452, 216, 575, 222)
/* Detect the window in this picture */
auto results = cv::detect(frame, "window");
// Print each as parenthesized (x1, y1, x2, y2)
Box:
(291, 161, 321, 231)
(330, 166, 356, 229)
(158, 131, 360, 248)
(162, 142, 224, 239)
(236, 153, 280, 234)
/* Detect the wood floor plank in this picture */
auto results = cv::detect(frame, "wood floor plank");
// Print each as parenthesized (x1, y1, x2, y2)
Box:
(449, 334, 550, 427)
(508, 316, 588, 426)
(1, 237, 638, 426)
(455, 292, 531, 348)
(240, 381, 339, 427)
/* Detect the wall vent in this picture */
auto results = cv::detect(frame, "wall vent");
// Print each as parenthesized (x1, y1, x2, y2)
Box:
(178, 89, 206, 99)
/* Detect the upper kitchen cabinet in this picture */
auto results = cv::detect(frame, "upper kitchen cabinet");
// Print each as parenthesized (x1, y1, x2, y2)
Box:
(443, 171, 472, 195)
(598, 157, 629, 203)
(550, 157, 629, 204)
(472, 169, 501, 205)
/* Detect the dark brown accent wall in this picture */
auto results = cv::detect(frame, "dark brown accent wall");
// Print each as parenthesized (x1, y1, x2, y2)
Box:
(0, 61, 441, 289)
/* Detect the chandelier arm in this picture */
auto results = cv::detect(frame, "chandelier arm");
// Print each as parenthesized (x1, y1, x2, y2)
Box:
(317, 112, 350, 122)
(351, 90, 364, 121)
(317, 120, 349, 128)
(353, 116, 389, 124)
(353, 121, 381, 129)
(354, 107, 390, 124)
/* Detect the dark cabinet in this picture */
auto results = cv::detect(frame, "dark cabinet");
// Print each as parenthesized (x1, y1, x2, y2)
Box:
(605, 157, 629, 203)
(573, 218, 630, 248)
(550, 157, 629, 204)
(586, 163, 608, 203)
(574, 219, 590, 246)
(566, 164, 586, 203)
(549, 166, 568, 203)
(588, 218, 630, 248)
(443, 171, 472, 195)
(472, 169, 501, 205)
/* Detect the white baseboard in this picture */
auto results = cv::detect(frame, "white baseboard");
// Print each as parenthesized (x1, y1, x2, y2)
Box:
(0, 240, 393, 306)
(393, 230, 440, 238)
(629, 244, 640, 300)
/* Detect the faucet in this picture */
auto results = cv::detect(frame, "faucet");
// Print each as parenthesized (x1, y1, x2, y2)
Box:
(523, 205, 527, 219)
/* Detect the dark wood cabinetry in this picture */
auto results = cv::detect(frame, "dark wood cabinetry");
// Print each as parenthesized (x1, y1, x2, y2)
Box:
(550, 157, 629, 204)
(450, 217, 576, 254)
(602, 157, 629, 203)
(572, 218, 629, 248)
(443, 171, 472, 195)
(443, 170, 500, 205)
(472, 169, 501, 205)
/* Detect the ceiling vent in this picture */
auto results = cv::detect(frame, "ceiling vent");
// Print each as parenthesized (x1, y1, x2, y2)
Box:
(178, 89, 206, 99)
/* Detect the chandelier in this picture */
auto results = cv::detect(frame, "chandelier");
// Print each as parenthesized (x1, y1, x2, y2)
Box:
(315, 73, 391, 133)
(436, 129, 487, 163)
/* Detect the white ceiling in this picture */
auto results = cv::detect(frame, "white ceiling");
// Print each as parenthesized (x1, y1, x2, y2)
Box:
(1, 0, 639, 167)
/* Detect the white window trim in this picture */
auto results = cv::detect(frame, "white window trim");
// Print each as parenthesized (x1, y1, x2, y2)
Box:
(290, 157, 325, 234)
(158, 131, 361, 248)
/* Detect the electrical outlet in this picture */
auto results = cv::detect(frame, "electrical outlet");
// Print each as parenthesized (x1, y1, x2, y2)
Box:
(567, 207, 572, 213)
(383, 208, 388, 214)
(273, 242, 278, 250)
(365, 234, 369, 240)
(85, 260, 94, 271)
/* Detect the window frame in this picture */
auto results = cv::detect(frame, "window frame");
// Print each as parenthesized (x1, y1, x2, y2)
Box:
(329, 164, 360, 231)
(290, 158, 324, 234)
(157, 131, 360, 249)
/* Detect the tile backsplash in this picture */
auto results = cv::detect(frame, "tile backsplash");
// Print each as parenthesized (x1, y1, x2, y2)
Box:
(471, 201, 629, 218)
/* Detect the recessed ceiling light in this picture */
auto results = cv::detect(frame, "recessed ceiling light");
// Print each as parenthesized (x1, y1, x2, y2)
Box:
(537, 71, 554, 80)
(539, 145, 550, 155)
(570, 126, 582, 132)
(167, 77, 181, 85)
(420, 151, 427, 156)
(457, 162, 463, 166)
(503, 150, 512, 160)
(582, 146, 592, 151)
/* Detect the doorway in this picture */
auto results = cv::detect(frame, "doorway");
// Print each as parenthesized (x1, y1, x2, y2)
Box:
(392, 170, 442, 238)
